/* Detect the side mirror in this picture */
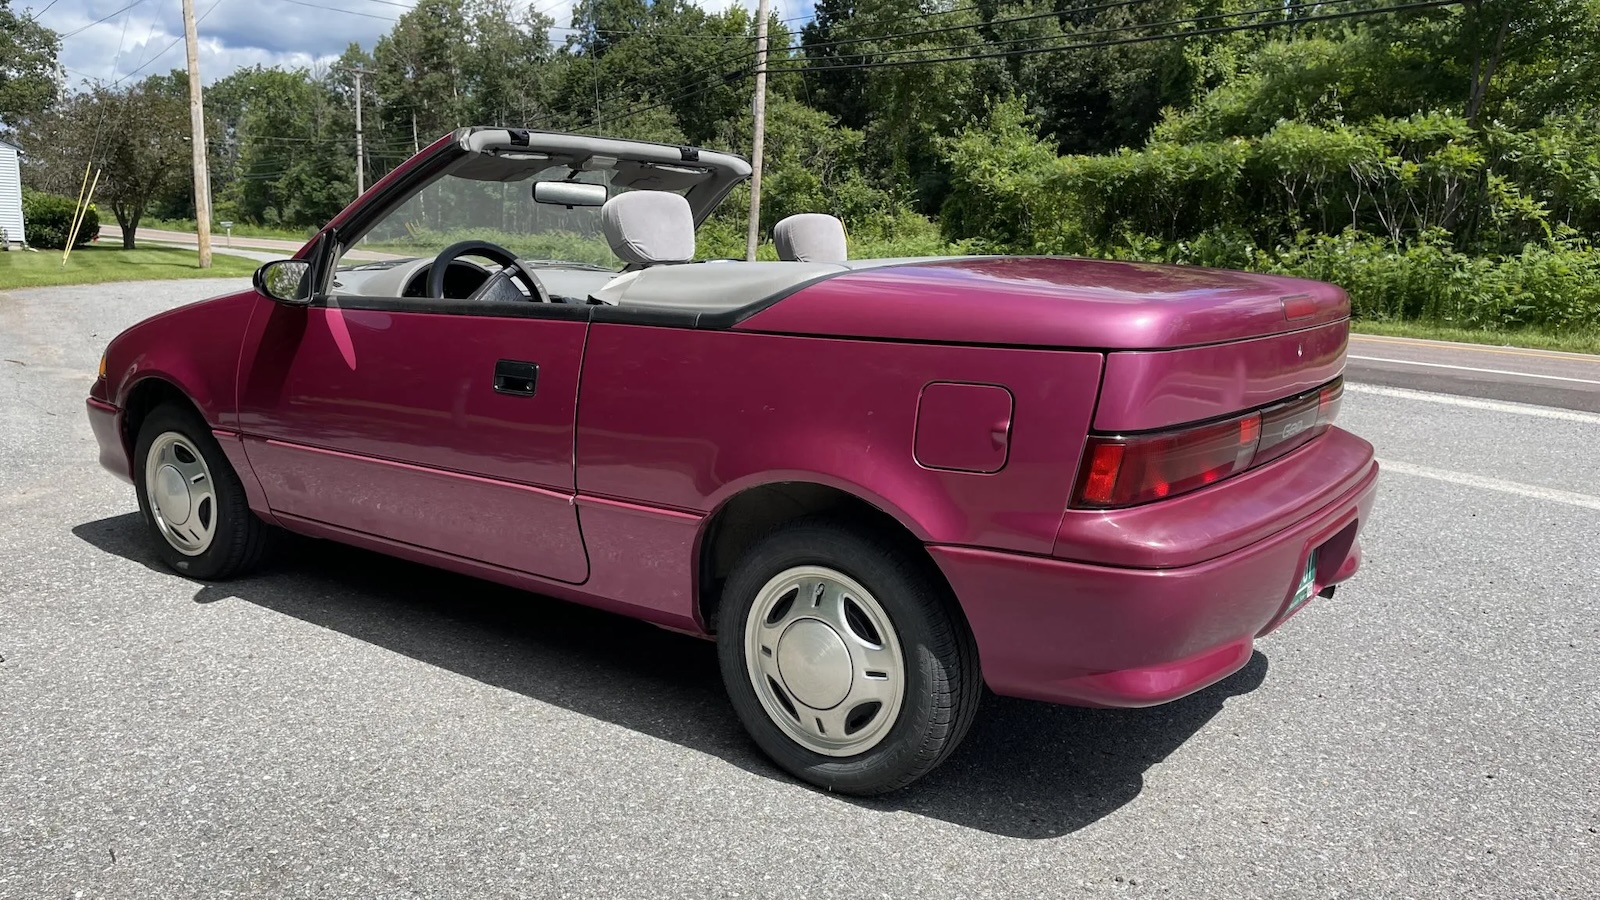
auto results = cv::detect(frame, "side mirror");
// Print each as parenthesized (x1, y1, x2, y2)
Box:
(254, 259, 312, 305)
(533, 180, 608, 208)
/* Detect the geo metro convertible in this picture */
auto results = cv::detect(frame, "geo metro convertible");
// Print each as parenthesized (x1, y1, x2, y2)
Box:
(87, 127, 1379, 795)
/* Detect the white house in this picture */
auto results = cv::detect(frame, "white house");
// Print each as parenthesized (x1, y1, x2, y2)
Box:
(0, 137, 25, 248)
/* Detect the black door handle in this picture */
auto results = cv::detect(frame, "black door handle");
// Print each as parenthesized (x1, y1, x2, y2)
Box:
(493, 359, 539, 396)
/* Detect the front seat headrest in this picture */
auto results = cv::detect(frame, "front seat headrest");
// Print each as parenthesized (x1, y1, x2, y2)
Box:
(601, 190, 695, 266)
(774, 213, 848, 263)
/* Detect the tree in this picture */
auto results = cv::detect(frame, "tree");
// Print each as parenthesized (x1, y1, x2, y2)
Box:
(19, 77, 189, 248)
(216, 67, 355, 229)
(374, 0, 473, 145)
(0, 0, 60, 130)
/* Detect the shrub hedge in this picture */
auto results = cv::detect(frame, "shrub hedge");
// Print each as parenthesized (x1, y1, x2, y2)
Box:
(21, 192, 100, 250)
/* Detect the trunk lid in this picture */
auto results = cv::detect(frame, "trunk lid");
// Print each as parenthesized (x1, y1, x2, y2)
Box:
(737, 256, 1349, 350)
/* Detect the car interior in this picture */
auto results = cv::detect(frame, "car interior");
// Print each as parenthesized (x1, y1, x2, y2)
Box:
(326, 128, 954, 316)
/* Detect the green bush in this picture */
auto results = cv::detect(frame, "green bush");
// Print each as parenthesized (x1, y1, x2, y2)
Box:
(21, 191, 100, 250)
(1099, 226, 1600, 336)
(21, 192, 102, 249)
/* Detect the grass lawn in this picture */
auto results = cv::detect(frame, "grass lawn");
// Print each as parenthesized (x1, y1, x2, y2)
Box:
(0, 245, 259, 290)
(1352, 320, 1600, 356)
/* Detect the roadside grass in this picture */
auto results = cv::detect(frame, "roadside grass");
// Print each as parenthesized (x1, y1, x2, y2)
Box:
(146, 218, 315, 241)
(1351, 320, 1600, 356)
(0, 246, 259, 289)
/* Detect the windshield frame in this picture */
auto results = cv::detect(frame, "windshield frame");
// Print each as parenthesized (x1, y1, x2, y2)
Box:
(331, 128, 749, 244)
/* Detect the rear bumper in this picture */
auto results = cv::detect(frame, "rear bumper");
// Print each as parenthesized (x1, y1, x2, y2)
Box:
(931, 446, 1378, 708)
(87, 397, 132, 484)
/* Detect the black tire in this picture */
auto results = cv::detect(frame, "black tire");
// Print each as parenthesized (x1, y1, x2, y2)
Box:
(132, 403, 271, 580)
(716, 518, 982, 795)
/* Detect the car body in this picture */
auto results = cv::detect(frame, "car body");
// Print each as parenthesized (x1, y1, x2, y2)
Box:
(87, 127, 1378, 793)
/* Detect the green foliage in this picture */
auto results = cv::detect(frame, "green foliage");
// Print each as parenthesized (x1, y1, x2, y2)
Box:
(367, 227, 620, 267)
(20, 191, 99, 249)
(17, 77, 189, 248)
(0, 0, 59, 128)
(10, 0, 1594, 339)
(1266, 233, 1600, 334)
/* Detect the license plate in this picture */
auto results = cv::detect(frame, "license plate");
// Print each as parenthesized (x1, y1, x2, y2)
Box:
(1288, 550, 1318, 611)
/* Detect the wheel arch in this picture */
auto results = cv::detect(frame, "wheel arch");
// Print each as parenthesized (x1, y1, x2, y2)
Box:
(694, 480, 968, 640)
(121, 376, 207, 454)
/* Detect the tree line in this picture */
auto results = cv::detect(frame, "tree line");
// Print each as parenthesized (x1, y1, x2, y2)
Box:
(2, 0, 1597, 334)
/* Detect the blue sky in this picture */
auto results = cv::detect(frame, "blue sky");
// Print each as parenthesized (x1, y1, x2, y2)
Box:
(27, 0, 784, 89)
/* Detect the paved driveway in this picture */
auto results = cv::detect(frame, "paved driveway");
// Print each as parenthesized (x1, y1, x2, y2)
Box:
(2, 279, 1596, 898)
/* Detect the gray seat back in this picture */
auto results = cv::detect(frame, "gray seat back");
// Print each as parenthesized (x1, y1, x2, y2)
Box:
(774, 213, 848, 263)
(601, 190, 695, 266)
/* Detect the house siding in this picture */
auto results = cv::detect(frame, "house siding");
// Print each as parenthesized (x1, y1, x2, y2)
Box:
(0, 142, 25, 247)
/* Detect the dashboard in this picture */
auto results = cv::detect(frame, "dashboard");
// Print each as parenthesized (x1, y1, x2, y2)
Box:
(330, 256, 619, 304)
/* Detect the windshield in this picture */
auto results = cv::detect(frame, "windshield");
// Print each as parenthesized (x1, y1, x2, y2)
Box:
(345, 165, 682, 272)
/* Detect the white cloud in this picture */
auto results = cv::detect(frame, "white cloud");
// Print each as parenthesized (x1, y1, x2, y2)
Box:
(29, 0, 788, 90)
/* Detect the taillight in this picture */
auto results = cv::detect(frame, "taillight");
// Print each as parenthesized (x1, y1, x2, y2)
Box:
(1074, 412, 1261, 508)
(1072, 377, 1343, 509)
(1317, 379, 1343, 426)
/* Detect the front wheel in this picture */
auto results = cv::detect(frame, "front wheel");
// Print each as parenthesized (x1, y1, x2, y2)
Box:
(716, 520, 981, 795)
(133, 403, 270, 580)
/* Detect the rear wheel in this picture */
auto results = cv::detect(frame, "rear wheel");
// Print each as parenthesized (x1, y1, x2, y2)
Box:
(133, 403, 270, 580)
(716, 519, 981, 795)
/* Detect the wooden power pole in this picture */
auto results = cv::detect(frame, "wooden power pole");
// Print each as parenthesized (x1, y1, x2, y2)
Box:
(744, 0, 770, 261)
(181, 0, 212, 268)
(350, 67, 371, 197)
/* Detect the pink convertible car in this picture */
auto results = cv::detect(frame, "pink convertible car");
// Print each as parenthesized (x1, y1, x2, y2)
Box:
(87, 128, 1378, 794)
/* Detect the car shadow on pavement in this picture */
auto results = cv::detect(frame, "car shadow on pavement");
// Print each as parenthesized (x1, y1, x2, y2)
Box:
(74, 512, 1268, 840)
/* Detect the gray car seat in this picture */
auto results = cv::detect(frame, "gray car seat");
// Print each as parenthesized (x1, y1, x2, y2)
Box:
(601, 190, 696, 269)
(774, 213, 848, 263)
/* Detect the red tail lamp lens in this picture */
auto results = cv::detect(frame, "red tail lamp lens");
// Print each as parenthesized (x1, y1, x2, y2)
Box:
(1071, 378, 1343, 509)
(1074, 413, 1262, 508)
(1078, 442, 1126, 506)
(1317, 379, 1344, 425)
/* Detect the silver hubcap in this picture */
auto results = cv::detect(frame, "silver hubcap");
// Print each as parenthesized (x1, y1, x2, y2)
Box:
(744, 566, 905, 757)
(144, 432, 217, 556)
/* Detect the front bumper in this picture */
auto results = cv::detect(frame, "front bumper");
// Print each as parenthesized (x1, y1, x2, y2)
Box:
(87, 397, 132, 484)
(931, 438, 1378, 708)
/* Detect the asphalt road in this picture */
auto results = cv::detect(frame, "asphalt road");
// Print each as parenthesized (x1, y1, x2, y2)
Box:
(2, 279, 1596, 898)
(1347, 334, 1600, 413)
(99, 226, 400, 262)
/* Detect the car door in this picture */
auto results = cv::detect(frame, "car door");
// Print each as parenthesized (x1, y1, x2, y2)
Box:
(235, 293, 591, 585)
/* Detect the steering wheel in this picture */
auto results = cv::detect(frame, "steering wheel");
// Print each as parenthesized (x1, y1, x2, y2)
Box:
(427, 240, 551, 303)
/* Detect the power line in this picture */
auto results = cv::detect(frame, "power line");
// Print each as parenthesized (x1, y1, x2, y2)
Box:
(801, 0, 1372, 68)
(58, 0, 150, 38)
(550, 24, 749, 38)
(23, 0, 63, 21)
(597, 0, 1461, 131)
(112, 0, 227, 85)
(802, 0, 1152, 57)
(270, 0, 397, 20)
(768, 0, 1467, 73)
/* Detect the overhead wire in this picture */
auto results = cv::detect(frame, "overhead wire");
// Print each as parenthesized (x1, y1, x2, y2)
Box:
(795, 0, 1376, 68)
(22, 0, 63, 21)
(594, 0, 1464, 129)
(111, 0, 228, 85)
(57, 0, 149, 38)
(765, 0, 1466, 73)
(270, 0, 397, 20)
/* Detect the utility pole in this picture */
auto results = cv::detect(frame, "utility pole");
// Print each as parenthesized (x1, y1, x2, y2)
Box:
(181, 0, 212, 268)
(348, 67, 372, 198)
(744, 0, 770, 261)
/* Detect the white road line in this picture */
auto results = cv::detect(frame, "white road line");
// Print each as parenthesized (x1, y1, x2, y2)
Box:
(1376, 458, 1600, 512)
(1344, 383, 1600, 426)
(1348, 355, 1600, 386)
